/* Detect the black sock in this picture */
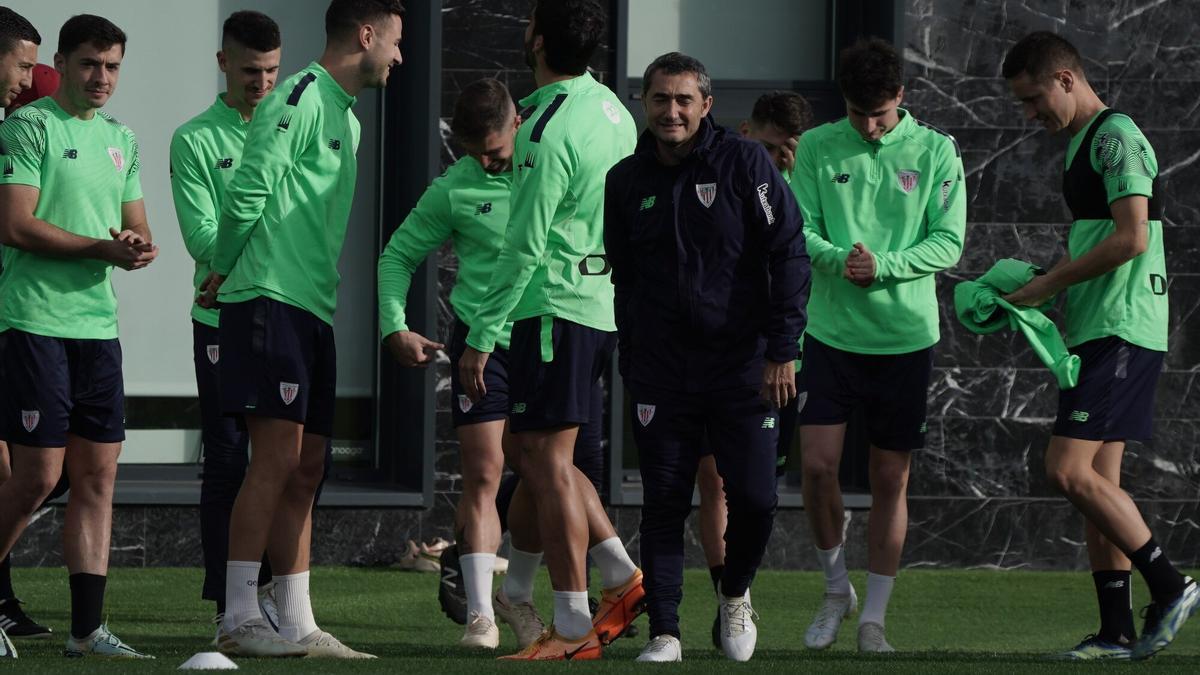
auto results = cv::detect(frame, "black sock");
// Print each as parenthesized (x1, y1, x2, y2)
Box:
(1093, 570, 1136, 644)
(216, 599, 226, 616)
(0, 554, 14, 601)
(1129, 538, 1186, 605)
(69, 573, 107, 639)
(709, 565, 724, 594)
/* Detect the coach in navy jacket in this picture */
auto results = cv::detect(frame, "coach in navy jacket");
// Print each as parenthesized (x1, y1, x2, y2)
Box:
(604, 52, 809, 662)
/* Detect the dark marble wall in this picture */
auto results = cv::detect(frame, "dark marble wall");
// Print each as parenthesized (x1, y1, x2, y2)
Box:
(15, 0, 1199, 572)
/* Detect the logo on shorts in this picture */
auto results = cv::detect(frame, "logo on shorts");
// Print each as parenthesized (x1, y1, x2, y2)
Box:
(919, 421, 928, 433)
(458, 395, 473, 413)
(1069, 410, 1090, 422)
(511, 402, 527, 414)
(636, 404, 655, 427)
(695, 183, 716, 208)
(762, 417, 776, 429)
(896, 170, 920, 194)
(279, 382, 300, 406)
(107, 147, 125, 172)
(206, 344, 220, 365)
(639, 195, 656, 211)
(20, 410, 39, 433)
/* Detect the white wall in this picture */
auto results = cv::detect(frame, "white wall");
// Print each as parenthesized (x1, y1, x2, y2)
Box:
(7, 0, 378, 398)
(627, 0, 828, 81)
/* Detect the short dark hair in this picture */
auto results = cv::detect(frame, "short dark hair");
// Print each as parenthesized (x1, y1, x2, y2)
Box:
(452, 79, 514, 143)
(223, 11, 281, 53)
(325, 0, 405, 40)
(750, 91, 813, 137)
(642, 52, 711, 99)
(1002, 31, 1085, 81)
(531, 0, 605, 76)
(837, 38, 902, 109)
(0, 7, 41, 56)
(58, 14, 126, 57)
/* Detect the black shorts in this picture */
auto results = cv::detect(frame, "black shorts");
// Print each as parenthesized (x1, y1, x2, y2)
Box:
(507, 316, 614, 433)
(796, 335, 933, 451)
(1053, 337, 1163, 442)
(0, 330, 124, 447)
(449, 319, 510, 427)
(219, 297, 336, 437)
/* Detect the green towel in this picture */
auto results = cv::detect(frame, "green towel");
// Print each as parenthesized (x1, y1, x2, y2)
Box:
(953, 259, 1081, 389)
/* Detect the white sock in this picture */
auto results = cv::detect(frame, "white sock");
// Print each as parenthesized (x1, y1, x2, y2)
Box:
(859, 572, 895, 627)
(815, 544, 850, 595)
(501, 547, 542, 603)
(461, 553, 496, 620)
(274, 571, 319, 643)
(222, 560, 262, 632)
(589, 537, 638, 589)
(552, 590, 592, 640)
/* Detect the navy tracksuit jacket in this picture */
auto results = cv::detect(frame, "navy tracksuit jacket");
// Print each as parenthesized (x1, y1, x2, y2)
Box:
(604, 116, 810, 638)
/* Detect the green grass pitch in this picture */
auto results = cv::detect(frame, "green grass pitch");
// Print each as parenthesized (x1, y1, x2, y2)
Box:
(3, 567, 1198, 672)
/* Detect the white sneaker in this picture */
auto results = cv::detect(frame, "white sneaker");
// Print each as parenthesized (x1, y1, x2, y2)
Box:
(718, 590, 758, 662)
(636, 634, 682, 662)
(0, 626, 16, 659)
(494, 588, 545, 649)
(64, 624, 154, 658)
(297, 630, 376, 659)
(460, 611, 500, 649)
(858, 622, 895, 653)
(804, 585, 858, 650)
(258, 581, 280, 631)
(217, 617, 306, 657)
(211, 613, 222, 648)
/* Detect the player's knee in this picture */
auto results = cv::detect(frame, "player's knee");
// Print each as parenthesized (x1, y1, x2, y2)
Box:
(1046, 464, 1084, 497)
(870, 464, 910, 496)
(14, 473, 58, 511)
(801, 453, 839, 482)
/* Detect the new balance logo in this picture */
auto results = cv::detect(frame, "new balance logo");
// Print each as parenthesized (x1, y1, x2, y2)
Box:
(441, 564, 460, 590)
(474, 202, 493, 215)
(521, 152, 536, 170)
(762, 417, 776, 429)
(919, 422, 928, 433)
(639, 195, 656, 210)
(277, 114, 292, 131)
(832, 173, 851, 183)
(1069, 410, 1090, 422)
(1104, 580, 1126, 590)
(62, 148, 78, 159)
(1149, 547, 1162, 563)
(512, 403, 527, 414)
(214, 157, 234, 170)
(328, 139, 342, 150)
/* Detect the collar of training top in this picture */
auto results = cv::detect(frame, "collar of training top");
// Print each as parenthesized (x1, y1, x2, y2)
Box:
(518, 71, 599, 108)
(845, 107, 915, 147)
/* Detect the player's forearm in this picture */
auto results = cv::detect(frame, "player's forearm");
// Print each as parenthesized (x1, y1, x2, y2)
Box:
(875, 227, 964, 283)
(0, 216, 108, 260)
(803, 227, 849, 276)
(1042, 226, 1147, 294)
(212, 217, 256, 275)
(180, 223, 218, 263)
(377, 254, 416, 337)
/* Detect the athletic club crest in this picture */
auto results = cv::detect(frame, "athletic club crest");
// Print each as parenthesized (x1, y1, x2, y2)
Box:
(107, 147, 125, 171)
(279, 382, 299, 406)
(20, 410, 39, 433)
(206, 344, 220, 365)
(458, 395, 473, 413)
(896, 170, 920, 194)
(695, 183, 716, 208)
(636, 404, 656, 427)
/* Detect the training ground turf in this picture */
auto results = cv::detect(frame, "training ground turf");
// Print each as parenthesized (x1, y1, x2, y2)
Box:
(3, 567, 1198, 672)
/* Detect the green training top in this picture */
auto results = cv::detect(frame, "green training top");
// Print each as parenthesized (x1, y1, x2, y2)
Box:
(214, 62, 361, 325)
(378, 156, 515, 349)
(792, 110, 966, 355)
(170, 94, 250, 328)
(466, 72, 637, 353)
(0, 97, 143, 339)
(1062, 111, 1167, 351)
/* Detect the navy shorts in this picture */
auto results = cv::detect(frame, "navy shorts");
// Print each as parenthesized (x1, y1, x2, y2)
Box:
(219, 297, 336, 437)
(796, 335, 933, 451)
(449, 319, 510, 427)
(0, 329, 125, 447)
(507, 316, 615, 433)
(1053, 337, 1163, 442)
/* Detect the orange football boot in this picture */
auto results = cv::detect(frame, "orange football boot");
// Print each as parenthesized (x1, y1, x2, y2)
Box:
(592, 568, 646, 645)
(496, 628, 601, 661)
